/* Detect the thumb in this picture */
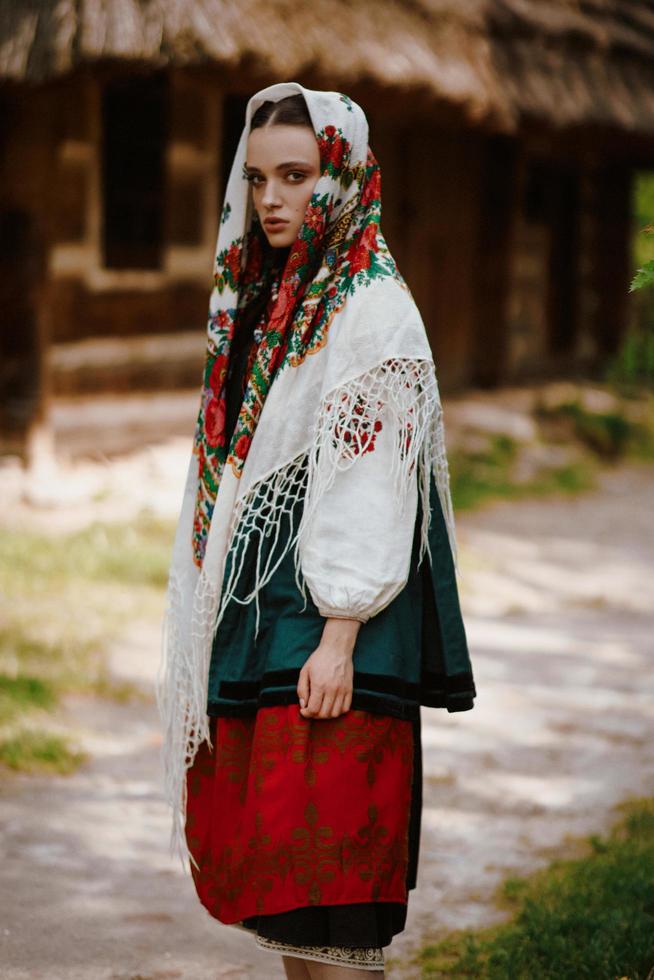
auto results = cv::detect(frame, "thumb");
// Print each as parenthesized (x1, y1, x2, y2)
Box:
(297, 666, 310, 709)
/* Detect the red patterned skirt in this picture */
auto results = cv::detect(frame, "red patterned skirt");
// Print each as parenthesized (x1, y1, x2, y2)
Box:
(185, 705, 417, 930)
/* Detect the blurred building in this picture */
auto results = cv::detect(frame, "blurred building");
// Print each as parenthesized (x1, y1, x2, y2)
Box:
(2, 0, 654, 456)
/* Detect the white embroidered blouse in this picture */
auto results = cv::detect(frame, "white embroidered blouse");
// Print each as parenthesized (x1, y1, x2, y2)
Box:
(298, 396, 419, 623)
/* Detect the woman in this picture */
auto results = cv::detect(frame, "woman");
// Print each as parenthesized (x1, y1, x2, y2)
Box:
(158, 82, 476, 978)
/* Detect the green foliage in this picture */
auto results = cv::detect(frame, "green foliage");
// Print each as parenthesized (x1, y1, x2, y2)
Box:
(606, 328, 654, 390)
(417, 798, 654, 980)
(630, 260, 654, 293)
(633, 173, 654, 268)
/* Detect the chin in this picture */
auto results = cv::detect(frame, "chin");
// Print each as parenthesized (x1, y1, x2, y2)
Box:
(263, 227, 298, 248)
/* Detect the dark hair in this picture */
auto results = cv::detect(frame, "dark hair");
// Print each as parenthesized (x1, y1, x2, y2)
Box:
(250, 93, 313, 131)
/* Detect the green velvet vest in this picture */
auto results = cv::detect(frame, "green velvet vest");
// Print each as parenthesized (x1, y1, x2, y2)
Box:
(207, 461, 476, 721)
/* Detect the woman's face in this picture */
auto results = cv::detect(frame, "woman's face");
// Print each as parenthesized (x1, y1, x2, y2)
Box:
(245, 124, 321, 248)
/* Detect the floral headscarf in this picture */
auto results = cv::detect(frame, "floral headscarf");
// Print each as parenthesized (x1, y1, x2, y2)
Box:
(192, 87, 404, 566)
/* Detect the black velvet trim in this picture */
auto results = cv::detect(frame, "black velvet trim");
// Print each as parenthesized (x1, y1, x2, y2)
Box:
(422, 669, 478, 696)
(208, 688, 420, 721)
(208, 668, 476, 719)
(218, 667, 476, 702)
(445, 697, 475, 713)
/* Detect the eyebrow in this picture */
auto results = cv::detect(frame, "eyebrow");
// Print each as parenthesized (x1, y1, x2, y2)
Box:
(244, 160, 313, 174)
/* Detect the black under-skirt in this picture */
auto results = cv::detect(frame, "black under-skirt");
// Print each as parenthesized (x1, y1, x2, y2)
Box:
(238, 712, 422, 949)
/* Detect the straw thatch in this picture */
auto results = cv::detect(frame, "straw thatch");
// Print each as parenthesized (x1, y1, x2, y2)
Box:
(1, 0, 654, 133)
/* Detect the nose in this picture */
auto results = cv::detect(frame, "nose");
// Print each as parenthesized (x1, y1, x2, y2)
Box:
(261, 178, 282, 209)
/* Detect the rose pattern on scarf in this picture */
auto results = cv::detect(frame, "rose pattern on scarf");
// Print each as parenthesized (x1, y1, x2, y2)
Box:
(215, 240, 243, 295)
(192, 117, 407, 566)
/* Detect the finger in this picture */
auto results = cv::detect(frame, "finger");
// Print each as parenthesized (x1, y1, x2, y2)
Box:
(330, 694, 344, 718)
(302, 685, 324, 718)
(297, 668, 310, 709)
(319, 690, 336, 719)
(343, 690, 352, 713)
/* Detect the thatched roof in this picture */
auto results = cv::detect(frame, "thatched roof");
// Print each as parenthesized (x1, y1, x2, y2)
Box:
(2, 0, 654, 133)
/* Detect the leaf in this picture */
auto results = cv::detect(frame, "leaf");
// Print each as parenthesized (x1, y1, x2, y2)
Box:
(629, 260, 654, 292)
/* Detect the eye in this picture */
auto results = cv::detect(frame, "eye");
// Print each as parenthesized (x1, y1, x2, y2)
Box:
(246, 174, 264, 187)
(243, 165, 264, 186)
(286, 171, 306, 183)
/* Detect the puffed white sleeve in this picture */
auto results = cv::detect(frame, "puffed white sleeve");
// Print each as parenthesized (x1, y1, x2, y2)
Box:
(297, 362, 425, 623)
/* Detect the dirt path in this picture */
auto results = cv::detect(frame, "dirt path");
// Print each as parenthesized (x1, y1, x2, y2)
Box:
(1, 463, 653, 979)
(388, 463, 654, 974)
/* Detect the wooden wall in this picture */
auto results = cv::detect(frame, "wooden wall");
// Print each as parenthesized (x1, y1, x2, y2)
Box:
(371, 112, 485, 389)
(499, 140, 633, 383)
(46, 69, 221, 345)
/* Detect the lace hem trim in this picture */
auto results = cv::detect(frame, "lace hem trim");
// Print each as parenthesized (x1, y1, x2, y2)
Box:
(254, 933, 385, 969)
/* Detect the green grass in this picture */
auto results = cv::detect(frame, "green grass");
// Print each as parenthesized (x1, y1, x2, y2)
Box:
(0, 513, 174, 772)
(449, 434, 596, 512)
(415, 797, 654, 980)
(0, 518, 173, 591)
(536, 399, 654, 461)
(0, 730, 86, 774)
(0, 674, 56, 724)
(449, 435, 518, 511)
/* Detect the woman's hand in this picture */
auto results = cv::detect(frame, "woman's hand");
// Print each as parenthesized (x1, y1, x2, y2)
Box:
(297, 618, 362, 719)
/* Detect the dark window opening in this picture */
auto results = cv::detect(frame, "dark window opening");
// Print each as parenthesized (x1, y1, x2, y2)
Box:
(0, 209, 45, 434)
(547, 167, 580, 355)
(219, 93, 250, 206)
(523, 160, 554, 225)
(523, 158, 581, 356)
(101, 74, 168, 269)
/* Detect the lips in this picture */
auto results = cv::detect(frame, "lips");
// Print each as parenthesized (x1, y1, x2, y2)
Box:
(264, 217, 289, 229)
